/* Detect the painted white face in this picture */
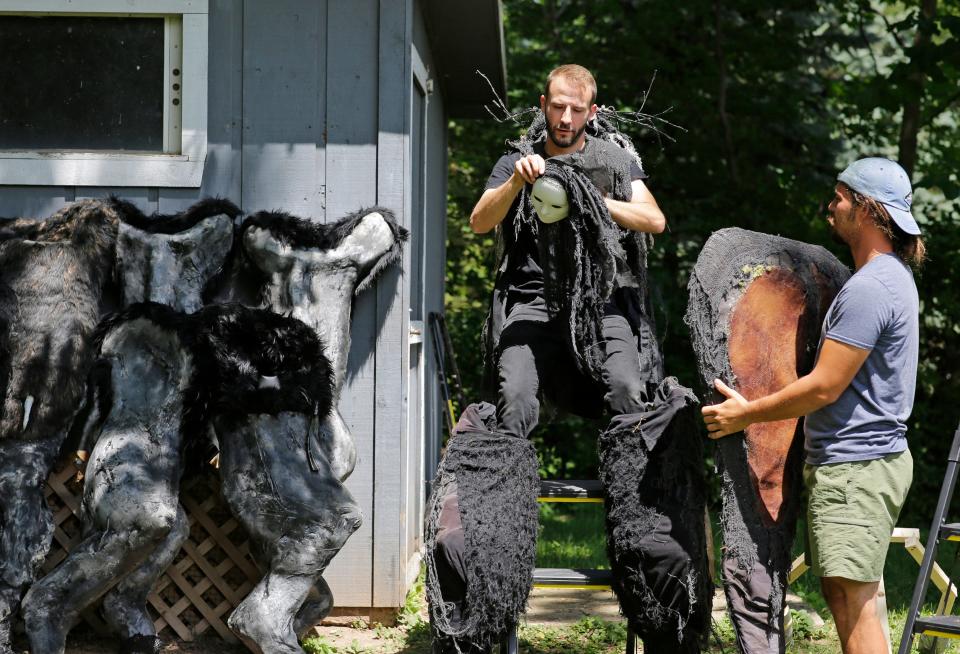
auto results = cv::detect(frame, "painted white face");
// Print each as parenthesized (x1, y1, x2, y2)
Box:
(531, 176, 569, 224)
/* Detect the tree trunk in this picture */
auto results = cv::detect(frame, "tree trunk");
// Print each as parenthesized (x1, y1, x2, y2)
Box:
(898, 0, 938, 178)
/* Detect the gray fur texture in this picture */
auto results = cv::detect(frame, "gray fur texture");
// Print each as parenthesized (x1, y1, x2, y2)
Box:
(240, 207, 408, 482)
(0, 200, 119, 653)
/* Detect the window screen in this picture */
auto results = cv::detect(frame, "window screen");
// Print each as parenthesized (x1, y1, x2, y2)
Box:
(0, 15, 165, 151)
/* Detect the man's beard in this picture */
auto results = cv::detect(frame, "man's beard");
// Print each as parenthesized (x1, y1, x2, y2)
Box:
(828, 212, 853, 246)
(547, 122, 587, 148)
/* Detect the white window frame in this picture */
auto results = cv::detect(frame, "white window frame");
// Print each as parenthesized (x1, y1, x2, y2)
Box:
(0, 0, 208, 187)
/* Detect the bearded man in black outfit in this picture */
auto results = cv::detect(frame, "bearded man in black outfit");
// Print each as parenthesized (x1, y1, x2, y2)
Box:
(470, 63, 666, 436)
(426, 65, 716, 654)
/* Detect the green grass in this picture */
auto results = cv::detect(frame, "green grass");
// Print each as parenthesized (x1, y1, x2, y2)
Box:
(537, 502, 609, 569)
(302, 510, 960, 652)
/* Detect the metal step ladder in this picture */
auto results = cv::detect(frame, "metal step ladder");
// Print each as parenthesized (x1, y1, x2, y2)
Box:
(898, 422, 960, 653)
(500, 479, 638, 654)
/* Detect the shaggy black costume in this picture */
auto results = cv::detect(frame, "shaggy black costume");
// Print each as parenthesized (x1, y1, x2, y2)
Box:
(438, 112, 708, 653)
(0, 200, 120, 653)
(425, 403, 540, 653)
(535, 160, 628, 382)
(227, 207, 406, 653)
(685, 228, 849, 653)
(599, 377, 712, 653)
(22, 302, 336, 654)
(114, 198, 241, 312)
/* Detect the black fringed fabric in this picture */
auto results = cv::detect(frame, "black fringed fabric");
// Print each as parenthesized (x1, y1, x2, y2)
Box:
(684, 228, 849, 652)
(534, 161, 626, 381)
(599, 377, 712, 653)
(425, 404, 539, 652)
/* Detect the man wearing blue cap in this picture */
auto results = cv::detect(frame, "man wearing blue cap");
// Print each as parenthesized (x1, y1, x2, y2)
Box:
(702, 157, 925, 654)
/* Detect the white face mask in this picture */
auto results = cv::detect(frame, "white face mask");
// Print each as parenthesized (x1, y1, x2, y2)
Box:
(531, 176, 569, 224)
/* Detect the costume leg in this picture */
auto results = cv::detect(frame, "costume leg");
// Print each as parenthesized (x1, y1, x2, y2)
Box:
(217, 413, 361, 654)
(292, 578, 334, 638)
(425, 405, 539, 652)
(0, 438, 60, 654)
(22, 490, 182, 654)
(599, 381, 712, 653)
(101, 505, 189, 647)
(686, 228, 849, 654)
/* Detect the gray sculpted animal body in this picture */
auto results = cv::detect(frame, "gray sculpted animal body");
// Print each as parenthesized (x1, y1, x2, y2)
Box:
(22, 200, 240, 654)
(225, 207, 406, 653)
(240, 207, 406, 481)
(20, 201, 404, 654)
(23, 310, 194, 654)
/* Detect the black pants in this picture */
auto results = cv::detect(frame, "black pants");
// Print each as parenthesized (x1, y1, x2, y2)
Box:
(496, 303, 648, 438)
(433, 304, 648, 604)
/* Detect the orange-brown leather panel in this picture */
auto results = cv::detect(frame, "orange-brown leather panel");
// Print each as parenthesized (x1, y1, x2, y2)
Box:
(729, 269, 809, 525)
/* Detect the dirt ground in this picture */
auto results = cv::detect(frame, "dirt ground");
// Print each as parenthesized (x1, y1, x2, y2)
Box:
(50, 587, 823, 653)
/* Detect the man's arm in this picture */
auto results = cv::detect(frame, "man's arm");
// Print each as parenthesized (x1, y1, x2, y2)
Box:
(470, 154, 545, 234)
(701, 338, 871, 438)
(605, 178, 666, 234)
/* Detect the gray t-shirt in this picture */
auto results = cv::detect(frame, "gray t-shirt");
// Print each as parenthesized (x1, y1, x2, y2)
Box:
(804, 253, 919, 465)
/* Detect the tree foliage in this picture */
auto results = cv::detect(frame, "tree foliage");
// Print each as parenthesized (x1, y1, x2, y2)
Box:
(445, 0, 960, 516)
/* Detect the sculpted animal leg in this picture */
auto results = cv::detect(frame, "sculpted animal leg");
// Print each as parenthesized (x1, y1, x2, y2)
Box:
(101, 505, 189, 645)
(226, 505, 361, 654)
(0, 438, 60, 654)
(216, 414, 361, 654)
(293, 578, 334, 638)
(23, 315, 190, 653)
(22, 499, 181, 654)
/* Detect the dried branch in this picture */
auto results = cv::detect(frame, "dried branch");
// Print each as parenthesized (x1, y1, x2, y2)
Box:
(475, 69, 686, 148)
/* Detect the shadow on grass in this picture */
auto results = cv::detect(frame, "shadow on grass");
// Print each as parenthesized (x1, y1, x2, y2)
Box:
(392, 620, 433, 654)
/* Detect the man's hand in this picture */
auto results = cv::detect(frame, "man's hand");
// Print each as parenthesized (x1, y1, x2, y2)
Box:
(702, 379, 751, 438)
(700, 339, 870, 440)
(514, 154, 546, 185)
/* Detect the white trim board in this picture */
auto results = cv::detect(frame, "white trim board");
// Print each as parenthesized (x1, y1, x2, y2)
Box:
(0, 3, 208, 187)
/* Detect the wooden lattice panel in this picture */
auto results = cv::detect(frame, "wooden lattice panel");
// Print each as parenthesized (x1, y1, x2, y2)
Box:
(42, 464, 262, 642)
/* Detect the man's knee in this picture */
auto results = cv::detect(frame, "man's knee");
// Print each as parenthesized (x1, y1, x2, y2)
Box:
(497, 346, 540, 438)
(605, 375, 647, 415)
(821, 576, 878, 608)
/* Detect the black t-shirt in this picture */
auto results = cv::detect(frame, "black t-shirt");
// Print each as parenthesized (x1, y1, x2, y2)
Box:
(484, 137, 646, 320)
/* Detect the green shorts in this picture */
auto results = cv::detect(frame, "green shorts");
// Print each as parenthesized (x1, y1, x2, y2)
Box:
(804, 449, 913, 582)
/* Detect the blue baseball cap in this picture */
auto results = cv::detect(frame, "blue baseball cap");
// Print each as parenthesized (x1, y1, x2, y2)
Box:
(837, 157, 920, 235)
